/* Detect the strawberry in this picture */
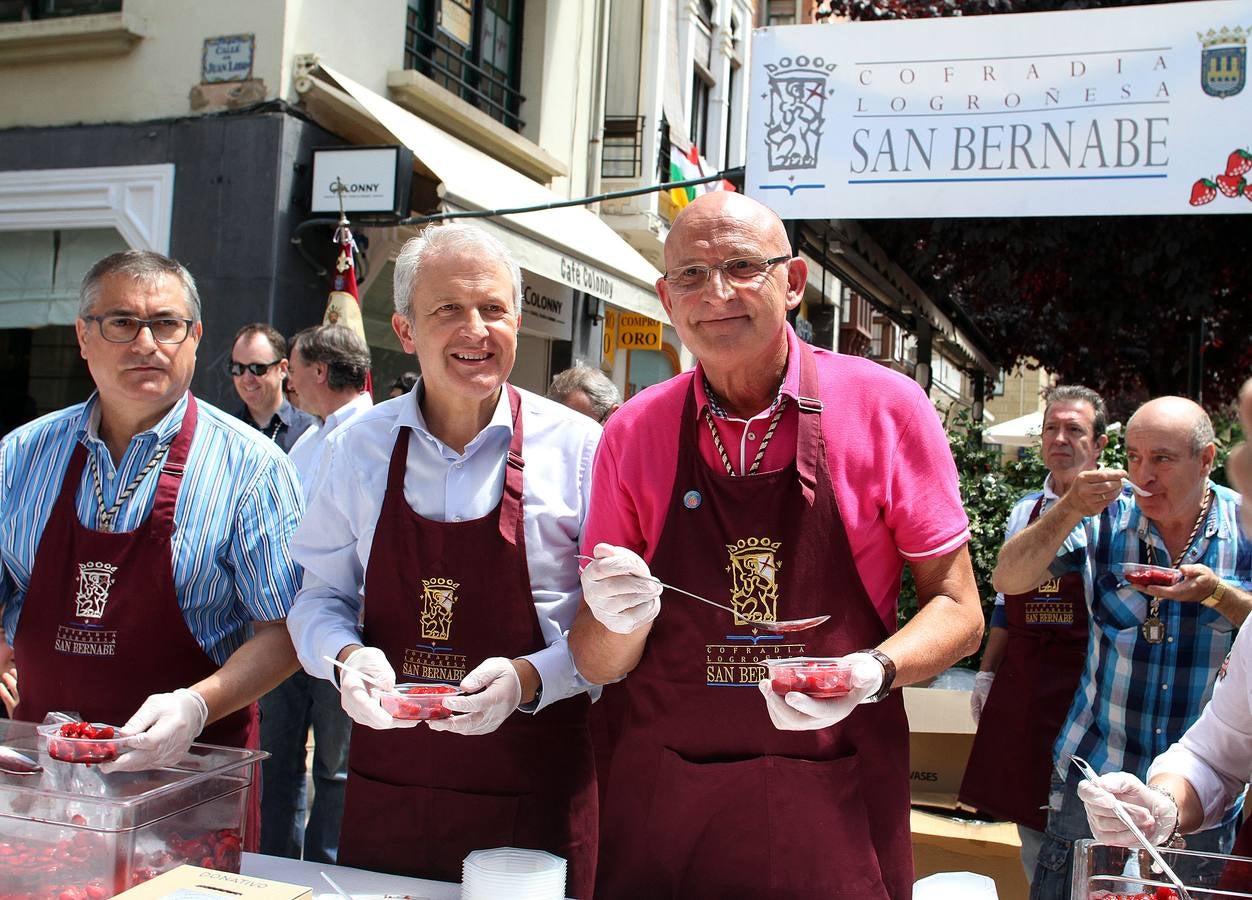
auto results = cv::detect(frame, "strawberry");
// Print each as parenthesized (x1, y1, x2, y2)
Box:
(1244, 183, 1252, 201)
(1226, 148, 1252, 178)
(1189, 178, 1217, 205)
(1215, 174, 1246, 198)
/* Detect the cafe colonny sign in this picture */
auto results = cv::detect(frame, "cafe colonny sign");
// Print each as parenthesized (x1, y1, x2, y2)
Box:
(746, 0, 1252, 217)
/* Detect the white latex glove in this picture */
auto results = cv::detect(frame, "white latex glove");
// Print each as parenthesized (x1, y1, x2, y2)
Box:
(338, 646, 417, 730)
(428, 657, 522, 736)
(757, 652, 885, 731)
(970, 671, 995, 724)
(1077, 772, 1178, 847)
(580, 543, 662, 634)
(101, 688, 209, 772)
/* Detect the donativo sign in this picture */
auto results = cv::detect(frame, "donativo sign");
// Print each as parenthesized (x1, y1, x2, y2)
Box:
(747, 1, 1252, 217)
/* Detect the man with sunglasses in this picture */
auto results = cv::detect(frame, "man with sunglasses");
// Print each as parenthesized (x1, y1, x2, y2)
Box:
(230, 323, 315, 454)
(0, 250, 303, 851)
(571, 191, 982, 898)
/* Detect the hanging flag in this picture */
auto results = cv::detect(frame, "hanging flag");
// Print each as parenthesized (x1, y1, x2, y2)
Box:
(326, 214, 372, 394)
(689, 144, 737, 193)
(668, 144, 701, 210)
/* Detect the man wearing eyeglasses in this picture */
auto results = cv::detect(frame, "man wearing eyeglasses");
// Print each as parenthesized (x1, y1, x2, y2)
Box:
(230, 323, 316, 454)
(0, 250, 303, 851)
(570, 191, 982, 898)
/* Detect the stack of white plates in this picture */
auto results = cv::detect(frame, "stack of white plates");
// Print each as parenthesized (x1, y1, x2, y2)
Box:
(461, 847, 567, 900)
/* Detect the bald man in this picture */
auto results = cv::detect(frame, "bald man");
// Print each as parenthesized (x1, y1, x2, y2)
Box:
(571, 191, 982, 898)
(995, 395, 1252, 897)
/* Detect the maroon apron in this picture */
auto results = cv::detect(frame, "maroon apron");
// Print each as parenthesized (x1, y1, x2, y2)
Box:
(1219, 821, 1252, 890)
(595, 343, 912, 900)
(958, 498, 1088, 831)
(13, 395, 262, 848)
(336, 386, 597, 899)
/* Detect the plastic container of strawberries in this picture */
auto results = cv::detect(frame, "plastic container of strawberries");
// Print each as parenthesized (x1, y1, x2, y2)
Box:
(37, 721, 136, 766)
(0, 718, 263, 898)
(1074, 839, 1252, 899)
(379, 682, 462, 721)
(766, 657, 855, 699)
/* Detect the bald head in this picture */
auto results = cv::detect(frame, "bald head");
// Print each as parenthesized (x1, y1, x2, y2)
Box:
(1126, 396, 1215, 456)
(665, 192, 791, 269)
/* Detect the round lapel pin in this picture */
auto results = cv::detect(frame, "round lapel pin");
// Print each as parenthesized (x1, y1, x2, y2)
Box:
(683, 490, 702, 510)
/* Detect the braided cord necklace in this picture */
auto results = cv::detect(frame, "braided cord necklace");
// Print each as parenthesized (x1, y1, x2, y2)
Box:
(703, 397, 788, 477)
(88, 441, 172, 533)
(1140, 487, 1213, 643)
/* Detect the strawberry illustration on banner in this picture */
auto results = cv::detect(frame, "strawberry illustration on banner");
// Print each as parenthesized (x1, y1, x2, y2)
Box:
(326, 213, 372, 393)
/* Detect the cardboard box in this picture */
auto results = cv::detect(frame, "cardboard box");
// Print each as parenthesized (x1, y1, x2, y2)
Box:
(911, 808, 1028, 900)
(115, 865, 312, 900)
(904, 684, 977, 809)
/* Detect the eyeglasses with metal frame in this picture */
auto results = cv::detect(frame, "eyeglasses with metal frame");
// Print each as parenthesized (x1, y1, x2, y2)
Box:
(83, 315, 196, 345)
(662, 255, 792, 293)
(228, 359, 283, 377)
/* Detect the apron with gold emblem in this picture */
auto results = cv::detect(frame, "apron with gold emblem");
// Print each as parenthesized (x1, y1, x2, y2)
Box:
(14, 395, 262, 848)
(336, 386, 597, 899)
(959, 498, 1089, 832)
(594, 343, 912, 900)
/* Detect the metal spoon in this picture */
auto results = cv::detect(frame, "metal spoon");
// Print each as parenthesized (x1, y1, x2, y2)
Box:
(0, 745, 43, 776)
(576, 555, 829, 633)
(1071, 755, 1193, 900)
(1123, 478, 1153, 498)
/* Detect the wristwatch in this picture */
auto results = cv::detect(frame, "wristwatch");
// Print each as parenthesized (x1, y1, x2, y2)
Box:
(1202, 581, 1228, 609)
(856, 648, 897, 703)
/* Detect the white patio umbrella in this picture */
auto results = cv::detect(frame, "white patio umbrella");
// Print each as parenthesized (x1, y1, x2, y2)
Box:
(982, 410, 1043, 447)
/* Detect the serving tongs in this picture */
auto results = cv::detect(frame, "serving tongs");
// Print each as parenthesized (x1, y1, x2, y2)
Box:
(1071, 755, 1194, 900)
(0, 745, 43, 776)
(576, 555, 829, 633)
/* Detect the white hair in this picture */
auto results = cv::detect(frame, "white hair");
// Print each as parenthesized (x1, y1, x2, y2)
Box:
(392, 223, 523, 319)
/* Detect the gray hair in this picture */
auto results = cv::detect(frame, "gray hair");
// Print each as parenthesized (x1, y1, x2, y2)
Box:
(1044, 384, 1107, 439)
(1189, 413, 1217, 456)
(549, 364, 621, 421)
(80, 250, 202, 323)
(392, 223, 522, 319)
(291, 323, 371, 392)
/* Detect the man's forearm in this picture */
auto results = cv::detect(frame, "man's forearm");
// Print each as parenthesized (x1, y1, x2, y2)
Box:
(190, 620, 299, 725)
(993, 496, 1085, 594)
(568, 604, 650, 685)
(1212, 582, 1252, 628)
(980, 625, 1010, 673)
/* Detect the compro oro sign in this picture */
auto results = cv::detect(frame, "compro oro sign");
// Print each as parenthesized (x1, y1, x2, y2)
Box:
(747, 0, 1252, 218)
(616, 312, 663, 350)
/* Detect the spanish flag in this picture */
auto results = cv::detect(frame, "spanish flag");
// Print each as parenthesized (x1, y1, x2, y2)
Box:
(326, 214, 372, 393)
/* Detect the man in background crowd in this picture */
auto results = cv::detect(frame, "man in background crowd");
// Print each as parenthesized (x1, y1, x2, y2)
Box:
(960, 385, 1107, 883)
(256, 322, 372, 864)
(548, 364, 621, 424)
(995, 395, 1251, 897)
(230, 323, 315, 452)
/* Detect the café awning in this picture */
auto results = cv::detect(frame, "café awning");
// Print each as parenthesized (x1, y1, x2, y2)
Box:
(298, 64, 668, 324)
(982, 411, 1043, 447)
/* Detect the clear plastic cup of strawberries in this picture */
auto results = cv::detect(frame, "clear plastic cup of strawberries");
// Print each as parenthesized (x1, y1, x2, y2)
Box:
(378, 683, 463, 721)
(766, 657, 855, 699)
(37, 721, 135, 765)
(1120, 563, 1184, 589)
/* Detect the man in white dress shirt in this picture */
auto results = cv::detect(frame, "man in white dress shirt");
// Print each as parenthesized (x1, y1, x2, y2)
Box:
(285, 224, 601, 894)
(257, 322, 372, 863)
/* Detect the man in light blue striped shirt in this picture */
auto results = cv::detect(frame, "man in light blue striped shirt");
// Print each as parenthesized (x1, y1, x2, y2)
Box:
(994, 396, 1252, 898)
(0, 250, 303, 798)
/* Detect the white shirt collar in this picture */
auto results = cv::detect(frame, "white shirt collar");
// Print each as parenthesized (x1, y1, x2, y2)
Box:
(398, 378, 513, 459)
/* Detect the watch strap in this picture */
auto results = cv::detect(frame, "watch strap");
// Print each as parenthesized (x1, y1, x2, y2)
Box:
(856, 648, 896, 703)
(1202, 581, 1228, 609)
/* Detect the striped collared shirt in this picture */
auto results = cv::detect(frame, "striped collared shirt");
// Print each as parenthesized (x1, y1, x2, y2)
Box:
(1051, 484, 1251, 786)
(0, 392, 304, 665)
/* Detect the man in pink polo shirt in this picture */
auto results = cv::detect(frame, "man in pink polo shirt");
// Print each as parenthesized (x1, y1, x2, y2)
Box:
(570, 191, 983, 899)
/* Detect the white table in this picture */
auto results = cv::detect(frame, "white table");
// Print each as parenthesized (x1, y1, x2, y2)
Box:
(241, 852, 460, 900)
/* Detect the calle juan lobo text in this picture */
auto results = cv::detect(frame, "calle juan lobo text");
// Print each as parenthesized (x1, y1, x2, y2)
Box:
(850, 55, 1171, 175)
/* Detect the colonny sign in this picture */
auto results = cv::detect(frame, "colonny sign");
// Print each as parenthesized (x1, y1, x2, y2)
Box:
(746, 0, 1252, 217)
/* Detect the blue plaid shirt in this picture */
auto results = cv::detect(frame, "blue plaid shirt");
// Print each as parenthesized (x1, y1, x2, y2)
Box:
(1051, 483, 1251, 791)
(0, 392, 304, 665)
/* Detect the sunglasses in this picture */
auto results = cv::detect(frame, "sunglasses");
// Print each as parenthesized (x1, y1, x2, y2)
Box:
(229, 359, 281, 377)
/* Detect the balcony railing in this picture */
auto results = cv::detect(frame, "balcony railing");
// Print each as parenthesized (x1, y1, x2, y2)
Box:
(0, 0, 120, 20)
(601, 116, 644, 179)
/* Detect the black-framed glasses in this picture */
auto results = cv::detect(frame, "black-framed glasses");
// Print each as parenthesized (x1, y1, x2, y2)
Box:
(229, 359, 282, 377)
(663, 255, 791, 293)
(83, 315, 195, 344)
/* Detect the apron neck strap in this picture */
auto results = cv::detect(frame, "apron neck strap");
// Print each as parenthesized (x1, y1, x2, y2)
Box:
(148, 393, 198, 538)
(794, 342, 824, 507)
(498, 384, 525, 546)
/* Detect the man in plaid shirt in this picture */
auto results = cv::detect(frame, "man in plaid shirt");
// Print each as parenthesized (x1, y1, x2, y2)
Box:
(994, 395, 1252, 898)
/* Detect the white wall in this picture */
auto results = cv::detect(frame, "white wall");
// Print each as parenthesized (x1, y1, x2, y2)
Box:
(282, 0, 407, 98)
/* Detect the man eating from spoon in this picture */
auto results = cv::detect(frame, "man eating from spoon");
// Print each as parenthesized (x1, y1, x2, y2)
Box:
(570, 192, 982, 899)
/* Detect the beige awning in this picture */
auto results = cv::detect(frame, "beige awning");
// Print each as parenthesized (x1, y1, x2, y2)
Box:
(300, 65, 668, 324)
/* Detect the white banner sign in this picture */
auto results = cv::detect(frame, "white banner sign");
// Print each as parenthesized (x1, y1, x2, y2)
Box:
(747, 0, 1252, 217)
(520, 271, 573, 342)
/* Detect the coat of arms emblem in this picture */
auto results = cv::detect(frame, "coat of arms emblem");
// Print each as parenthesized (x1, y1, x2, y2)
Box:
(725, 538, 782, 626)
(74, 562, 118, 620)
(419, 577, 458, 641)
(763, 56, 837, 171)
(1199, 26, 1247, 98)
